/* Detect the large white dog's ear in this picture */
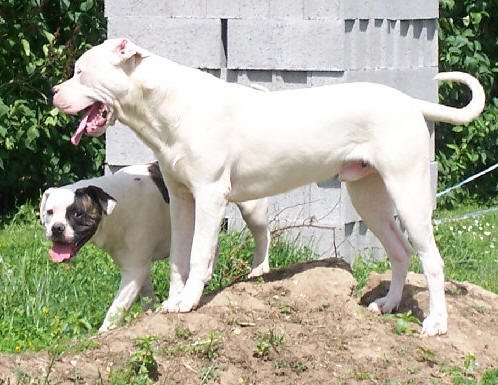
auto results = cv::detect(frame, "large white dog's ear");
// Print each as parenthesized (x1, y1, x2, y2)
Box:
(115, 38, 151, 61)
(40, 188, 54, 224)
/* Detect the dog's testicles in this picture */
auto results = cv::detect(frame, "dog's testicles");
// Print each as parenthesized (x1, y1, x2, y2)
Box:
(339, 161, 375, 182)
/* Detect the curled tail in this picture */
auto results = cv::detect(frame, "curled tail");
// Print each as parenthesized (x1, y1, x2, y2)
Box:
(416, 72, 485, 125)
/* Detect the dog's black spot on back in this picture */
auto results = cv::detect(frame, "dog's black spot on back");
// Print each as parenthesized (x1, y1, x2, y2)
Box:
(67, 189, 104, 249)
(148, 161, 169, 204)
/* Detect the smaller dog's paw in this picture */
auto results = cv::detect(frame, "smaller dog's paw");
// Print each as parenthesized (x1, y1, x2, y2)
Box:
(421, 315, 447, 336)
(98, 323, 116, 334)
(248, 265, 269, 278)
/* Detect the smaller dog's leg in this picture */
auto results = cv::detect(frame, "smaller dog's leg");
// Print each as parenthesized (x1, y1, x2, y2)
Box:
(139, 271, 156, 311)
(237, 199, 270, 278)
(168, 186, 228, 313)
(99, 266, 149, 333)
(161, 190, 195, 312)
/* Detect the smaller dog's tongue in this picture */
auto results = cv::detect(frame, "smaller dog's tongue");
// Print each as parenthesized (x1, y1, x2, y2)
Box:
(49, 242, 76, 263)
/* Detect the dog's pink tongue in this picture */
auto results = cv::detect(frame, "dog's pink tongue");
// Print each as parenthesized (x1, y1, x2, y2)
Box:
(71, 110, 91, 146)
(49, 242, 76, 263)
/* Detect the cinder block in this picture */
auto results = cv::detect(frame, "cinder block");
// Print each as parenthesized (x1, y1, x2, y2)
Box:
(304, 0, 340, 19)
(227, 69, 274, 90)
(239, 0, 270, 18)
(206, 0, 240, 18)
(343, 0, 438, 20)
(106, 123, 156, 166)
(268, 186, 311, 227)
(270, 0, 304, 19)
(308, 180, 342, 227)
(309, 71, 345, 87)
(105, 0, 206, 17)
(345, 67, 438, 102)
(273, 71, 308, 90)
(226, 70, 311, 91)
(108, 17, 223, 68)
(344, 19, 437, 71)
(227, 19, 344, 70)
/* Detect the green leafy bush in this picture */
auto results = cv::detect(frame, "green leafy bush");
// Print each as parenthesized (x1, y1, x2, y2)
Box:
(0, 0, 106, 215)
(437, 0, 498, 207)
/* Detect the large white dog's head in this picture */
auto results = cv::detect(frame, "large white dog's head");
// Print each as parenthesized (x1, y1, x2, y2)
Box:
(51, 38, 151, 145)
(40, 185, 117, 262)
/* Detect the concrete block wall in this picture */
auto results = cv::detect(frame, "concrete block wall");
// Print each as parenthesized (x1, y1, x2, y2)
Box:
(104, 0, 439, 262)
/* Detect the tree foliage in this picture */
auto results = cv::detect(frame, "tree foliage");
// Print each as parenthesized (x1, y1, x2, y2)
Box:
(0, 0, 106, 214)
(437, 0, 498, 208)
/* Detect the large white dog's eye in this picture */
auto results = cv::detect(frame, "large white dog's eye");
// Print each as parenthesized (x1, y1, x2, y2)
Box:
(76, 68, 82, 75)
(46, 209, 53, 216)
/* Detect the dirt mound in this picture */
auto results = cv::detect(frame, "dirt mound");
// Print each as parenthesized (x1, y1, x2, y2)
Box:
(1, 258, 496, 384)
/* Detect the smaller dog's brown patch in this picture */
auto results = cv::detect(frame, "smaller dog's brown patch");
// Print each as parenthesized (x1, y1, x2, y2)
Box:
(148, 161, 169, 204)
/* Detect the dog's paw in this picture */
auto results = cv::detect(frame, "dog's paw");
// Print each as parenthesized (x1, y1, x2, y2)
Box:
(160, 283, 202, 313)
(160, 297, 197, 313)
(98, 323, 116, 334)
(248, 264, 270, 278)
(160, 298, 180, 313)
(421, 314, 447, 336)
(367, 296, 400, 314)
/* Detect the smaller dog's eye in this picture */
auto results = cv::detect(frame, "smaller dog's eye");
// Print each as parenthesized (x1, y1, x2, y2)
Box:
(73, 210, 83, 218)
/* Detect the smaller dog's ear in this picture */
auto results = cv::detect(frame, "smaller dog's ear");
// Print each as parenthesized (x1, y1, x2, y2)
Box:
(116, 38, 151, 61)
(40, 188, 54, 224)
(83, 186, 118, 216)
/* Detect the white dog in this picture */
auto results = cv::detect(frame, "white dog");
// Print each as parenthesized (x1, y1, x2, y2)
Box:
(51, 38, 485, 336)
(40, 162, 270, 332)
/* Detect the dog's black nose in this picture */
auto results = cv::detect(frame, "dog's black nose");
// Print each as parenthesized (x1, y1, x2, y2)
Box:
(50, 87, 58, 96)
(52, 223, 65, 234)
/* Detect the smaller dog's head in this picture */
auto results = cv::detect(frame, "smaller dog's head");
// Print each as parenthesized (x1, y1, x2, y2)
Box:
(40, 185, 117, 263)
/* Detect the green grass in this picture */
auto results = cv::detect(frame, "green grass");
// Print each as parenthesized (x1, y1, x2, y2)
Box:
(0, 203, 313, 353)
(353, 209, 498, 295)
(0, 203, 497, 355)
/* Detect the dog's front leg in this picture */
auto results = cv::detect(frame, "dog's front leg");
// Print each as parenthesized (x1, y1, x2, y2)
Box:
(167, 185, 228, 313)
(161, 188, 195, 312)
(99, 265, 150, 333)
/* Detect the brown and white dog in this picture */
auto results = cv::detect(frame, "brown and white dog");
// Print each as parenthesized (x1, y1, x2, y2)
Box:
(40, 162, 270, 332)
(51, 38, 485, 336)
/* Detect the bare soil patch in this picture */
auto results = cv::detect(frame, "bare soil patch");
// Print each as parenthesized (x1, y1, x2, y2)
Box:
(1, 258, 496, 384)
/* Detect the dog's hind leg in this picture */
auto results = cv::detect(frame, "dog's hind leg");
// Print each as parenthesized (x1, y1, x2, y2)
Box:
(236, 198, 271, 278)
(381, 168, 447, 336)
(100, 265, 151, 333)
(346, 173, 413, 315)
(139, 270, 156, 311)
